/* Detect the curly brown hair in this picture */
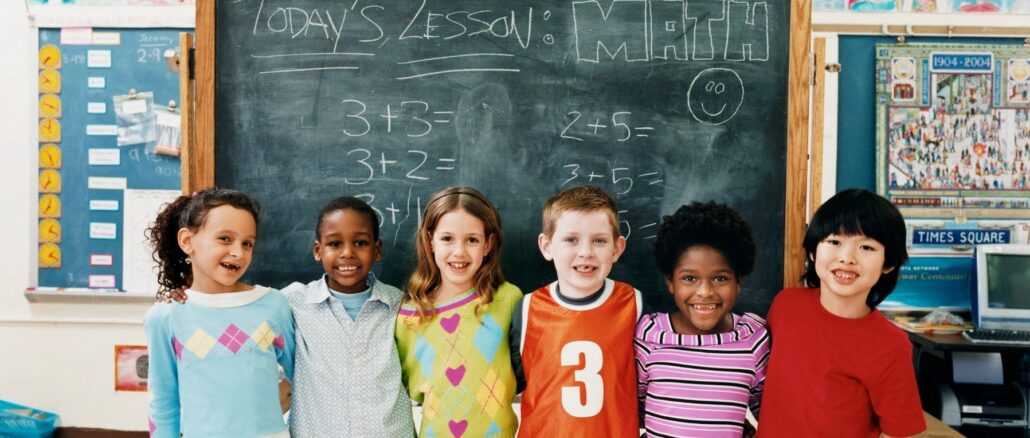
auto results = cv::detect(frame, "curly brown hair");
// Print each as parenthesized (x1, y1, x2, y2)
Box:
(145, 187, 261, 298)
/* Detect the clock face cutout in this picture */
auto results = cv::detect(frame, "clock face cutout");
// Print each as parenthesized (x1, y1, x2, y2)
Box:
(39, 69, 61, 94)
(39, 194, 61, 219)
(39, 45, 62, 69)
(39, 118, 61, 143)
(40, 94, 62, 118)
(39, 218, 62, 243)
(40, 144, 62, 169)
(39, 243, 62, 268)
(39, 169, 62, 193)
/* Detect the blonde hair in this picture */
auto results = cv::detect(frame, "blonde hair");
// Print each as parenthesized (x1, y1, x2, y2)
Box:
(405, 187, 505, 326)
(541, 185, 620, 238)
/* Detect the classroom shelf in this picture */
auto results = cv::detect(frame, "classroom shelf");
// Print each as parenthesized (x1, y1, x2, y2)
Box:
(23, 288, 155, 304)
(27, 4, 194, 28)
(813, 11, 1030, 37)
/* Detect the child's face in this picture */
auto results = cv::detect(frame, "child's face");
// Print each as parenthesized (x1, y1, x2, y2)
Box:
(538, 209, 626, 298)
(431, 209, 492, 296)
(178, 205, 256, 293)
(813, 233, 893, 306)
(313, 209, 381, 294)
(665, 245, 739, 335)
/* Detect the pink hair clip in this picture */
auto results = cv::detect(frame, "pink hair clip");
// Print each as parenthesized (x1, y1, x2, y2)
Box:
(191, 191, 198, 198)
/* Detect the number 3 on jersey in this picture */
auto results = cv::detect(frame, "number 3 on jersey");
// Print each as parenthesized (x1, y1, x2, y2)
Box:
(561, 341, 604, 417)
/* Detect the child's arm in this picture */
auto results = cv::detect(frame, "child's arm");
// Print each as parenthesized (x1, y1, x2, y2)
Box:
(143, 308, 181, 438)
(276, 303, 297, 382)
(869, 344, 926, 437)
(508, 298, 527, 394)
(632, 337, 650, 407)
(749, 329, 772, 419)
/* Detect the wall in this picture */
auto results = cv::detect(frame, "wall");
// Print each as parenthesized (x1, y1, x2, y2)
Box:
(0, 4, 150, 431)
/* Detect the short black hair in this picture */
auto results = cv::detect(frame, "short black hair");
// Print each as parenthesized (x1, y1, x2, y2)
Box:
(802, 188, 908, 307)
(315, 196, 380, 242)
(654, 201, 756, 281)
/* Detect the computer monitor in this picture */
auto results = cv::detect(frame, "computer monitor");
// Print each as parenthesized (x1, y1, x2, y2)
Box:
(974, 244, 1030, 330)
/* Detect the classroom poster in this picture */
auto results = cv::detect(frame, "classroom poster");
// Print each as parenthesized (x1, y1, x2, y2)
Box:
(875, 44, 1030, 219)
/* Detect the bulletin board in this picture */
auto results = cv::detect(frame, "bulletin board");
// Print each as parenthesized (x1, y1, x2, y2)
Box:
(875, 43, 1030, 219)
(36, 28, 188, 293)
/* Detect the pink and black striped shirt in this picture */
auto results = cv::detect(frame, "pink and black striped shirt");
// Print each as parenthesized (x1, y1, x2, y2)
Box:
(634, 312, 771, 438)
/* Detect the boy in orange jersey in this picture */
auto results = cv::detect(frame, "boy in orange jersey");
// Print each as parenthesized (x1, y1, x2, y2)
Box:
(509, 185, 643, 437)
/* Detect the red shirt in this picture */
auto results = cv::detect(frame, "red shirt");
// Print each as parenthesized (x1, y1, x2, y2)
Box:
(758, 288, 925, 437)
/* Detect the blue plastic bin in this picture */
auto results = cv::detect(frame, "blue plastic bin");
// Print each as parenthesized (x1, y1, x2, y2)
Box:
(0, 400, 58, 438)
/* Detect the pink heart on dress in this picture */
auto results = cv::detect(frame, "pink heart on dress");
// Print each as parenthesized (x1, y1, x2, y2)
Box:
(440, 313, 461, 333)
(445, 365, 466, 386)
(448, 419, 468, 437)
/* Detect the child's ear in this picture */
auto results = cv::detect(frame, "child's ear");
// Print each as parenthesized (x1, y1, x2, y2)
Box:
(312, 240, 322, 261)
(484, 234, 495, 256)
(664, 276, 674, 293)
(537, 233, 554, 261)
(373, 239, 383, 262)
(611, 235, 628, 262)
(177, 228, 194, 256)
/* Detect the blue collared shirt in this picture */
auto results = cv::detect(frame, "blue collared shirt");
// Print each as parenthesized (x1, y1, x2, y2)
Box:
(282, 274, 415, 438)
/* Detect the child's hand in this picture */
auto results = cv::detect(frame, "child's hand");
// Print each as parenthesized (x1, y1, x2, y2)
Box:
(156, 288, 188, 304)
(279, 379, 292, 413)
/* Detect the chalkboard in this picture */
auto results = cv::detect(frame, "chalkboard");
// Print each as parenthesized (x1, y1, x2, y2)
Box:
(37, 28, 184, 291)
(207, 0, 802, 315)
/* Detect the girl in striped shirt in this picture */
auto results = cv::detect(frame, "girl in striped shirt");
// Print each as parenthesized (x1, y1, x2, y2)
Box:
(634, 201, 771, 438)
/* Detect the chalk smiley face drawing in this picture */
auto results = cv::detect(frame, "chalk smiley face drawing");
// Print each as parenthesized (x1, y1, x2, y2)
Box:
(687, 68, 745, 125)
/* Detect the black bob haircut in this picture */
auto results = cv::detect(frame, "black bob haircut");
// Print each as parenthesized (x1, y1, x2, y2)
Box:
(802, 188, 908, 307)
(653, 201, 756, 281)
(314, 196, 381, 242)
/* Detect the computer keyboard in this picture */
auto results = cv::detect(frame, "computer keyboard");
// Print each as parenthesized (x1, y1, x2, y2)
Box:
(963, 328, 1030, 345)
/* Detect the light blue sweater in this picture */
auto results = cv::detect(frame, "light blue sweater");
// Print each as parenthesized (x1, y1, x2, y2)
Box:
(144, 286, 296, 438)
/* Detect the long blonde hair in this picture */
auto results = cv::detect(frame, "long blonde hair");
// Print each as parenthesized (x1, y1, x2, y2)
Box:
(405, 186, 505, 326)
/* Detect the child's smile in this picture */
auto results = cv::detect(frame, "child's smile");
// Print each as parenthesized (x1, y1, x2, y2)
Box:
(538, 210, 625, 299)
(179, 205, 256, 293)
(431, 209, 491, 299)
(666, 245, 739, 335)
(814, 232, 893, 317)
(314, 209, 381, 294)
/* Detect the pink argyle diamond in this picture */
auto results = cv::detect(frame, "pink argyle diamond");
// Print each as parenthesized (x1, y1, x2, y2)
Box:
(218, 324, 249, 354)
(149, 417, 157, 435)
(273, 334, 285, 350)
(172, 337, 184, 360)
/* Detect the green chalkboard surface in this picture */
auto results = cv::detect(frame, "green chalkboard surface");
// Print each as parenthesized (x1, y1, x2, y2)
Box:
(213, 0, 791, 314)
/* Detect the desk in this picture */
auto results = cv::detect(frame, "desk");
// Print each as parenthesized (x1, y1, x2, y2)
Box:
(909, 332, 1030, 433)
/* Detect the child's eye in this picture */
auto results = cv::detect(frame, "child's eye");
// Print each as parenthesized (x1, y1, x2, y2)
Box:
(714, 275, 732, 283)
(468, 237, 480, 245)
(354, 240, 368, 247)
(218, 236, 231, 243)
(680, 275, 697, 283)
(824, 238, 841, 246)
(439, 235, 452, 243)
(242, 240, 255, 249)
(593, 238, 608, 245)
(563, 237, 577, 244)
(860, 245, 877, 251)
(327, 241, 342, 248)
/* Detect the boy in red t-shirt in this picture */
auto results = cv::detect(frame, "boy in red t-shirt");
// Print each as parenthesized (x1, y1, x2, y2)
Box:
(759, 189, 926, 437)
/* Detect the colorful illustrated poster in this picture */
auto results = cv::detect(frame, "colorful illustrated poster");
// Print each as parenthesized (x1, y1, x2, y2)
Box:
(849, 0, 899, 11)
(876, 44, 1030, 219)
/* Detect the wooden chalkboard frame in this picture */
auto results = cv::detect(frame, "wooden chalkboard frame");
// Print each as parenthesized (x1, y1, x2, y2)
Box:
(189, 0, 812, 289)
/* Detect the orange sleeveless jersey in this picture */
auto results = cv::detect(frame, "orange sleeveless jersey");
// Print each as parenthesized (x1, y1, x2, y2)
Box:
(518, 280, 642, 437)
